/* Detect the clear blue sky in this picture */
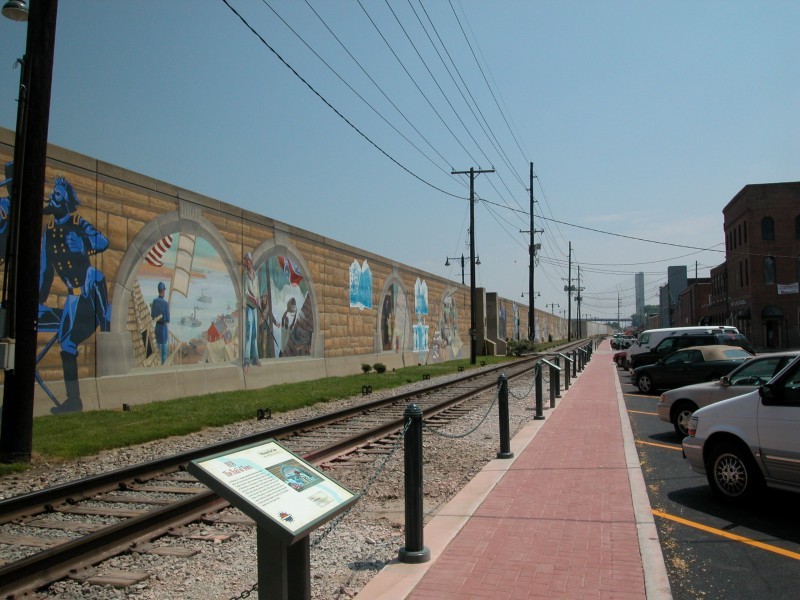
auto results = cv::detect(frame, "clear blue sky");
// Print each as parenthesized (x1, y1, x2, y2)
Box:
(0, 1, 797, 322)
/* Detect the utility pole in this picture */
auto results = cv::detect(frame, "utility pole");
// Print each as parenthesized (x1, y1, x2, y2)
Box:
(564, 242, 572, 341)
(520, 163, 543, 342)
(546, 303, 559, 315)
(0, 0, 59, 463)
(452, 167, 494, 365)
(575, 265, 585, 339)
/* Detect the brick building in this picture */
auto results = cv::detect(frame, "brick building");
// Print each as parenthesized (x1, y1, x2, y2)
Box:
(722, 182, 800, 349)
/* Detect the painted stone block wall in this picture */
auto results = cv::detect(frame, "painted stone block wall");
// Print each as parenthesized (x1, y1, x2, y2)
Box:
(0, 128, 599, 418)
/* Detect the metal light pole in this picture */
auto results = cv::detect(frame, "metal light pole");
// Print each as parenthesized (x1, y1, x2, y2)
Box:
(0, 0, 59, 463)
(444, 254, 466, 285)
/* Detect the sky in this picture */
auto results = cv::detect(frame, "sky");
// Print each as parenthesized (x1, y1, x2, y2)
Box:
(0, 1, 797, 323)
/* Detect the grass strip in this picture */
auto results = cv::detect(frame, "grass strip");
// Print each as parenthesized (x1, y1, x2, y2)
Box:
(0, 354, 530, 475)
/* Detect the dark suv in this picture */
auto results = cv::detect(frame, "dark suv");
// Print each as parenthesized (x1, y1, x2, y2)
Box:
(628, 332, 754, 371)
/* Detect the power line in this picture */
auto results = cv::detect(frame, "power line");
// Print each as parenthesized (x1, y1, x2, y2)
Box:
(220, 0, 465, 199)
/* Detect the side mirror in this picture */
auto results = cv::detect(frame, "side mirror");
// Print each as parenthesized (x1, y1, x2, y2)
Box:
(719, 375, 730, 386)
(759, 384, 776, 404)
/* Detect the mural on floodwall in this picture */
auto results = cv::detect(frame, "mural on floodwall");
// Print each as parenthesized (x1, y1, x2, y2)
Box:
(39, 176, 111, 415)
(413, 278, 429, 359)
(349, 259, 373, 310)
(32, 178, 318, 414)
(432, 288, 462, 361)
(131, 234, 239, 369)
(0, 129, 584, 419)
(254, 253, 314, 360)
(380, 278, 411, 352)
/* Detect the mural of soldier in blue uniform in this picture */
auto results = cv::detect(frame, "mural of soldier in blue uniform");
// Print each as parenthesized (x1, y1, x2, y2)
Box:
(39, 176, 111, 414)
(151, 281, 170, 364)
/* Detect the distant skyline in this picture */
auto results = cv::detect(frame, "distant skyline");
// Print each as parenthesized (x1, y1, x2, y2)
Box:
(0, 1, 796, 322)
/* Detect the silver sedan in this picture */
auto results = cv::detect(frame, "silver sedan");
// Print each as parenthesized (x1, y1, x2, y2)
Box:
(657, 351, 800, 436)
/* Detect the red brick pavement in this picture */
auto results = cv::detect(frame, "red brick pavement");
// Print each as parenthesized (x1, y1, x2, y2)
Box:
(359, 340, 668, 599)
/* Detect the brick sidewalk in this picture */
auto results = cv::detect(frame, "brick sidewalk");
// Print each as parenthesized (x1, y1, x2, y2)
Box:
(358, 340, 671, 599)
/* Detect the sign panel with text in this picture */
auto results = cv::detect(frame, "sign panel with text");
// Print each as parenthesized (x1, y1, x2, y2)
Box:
(188, 439, 358, 545)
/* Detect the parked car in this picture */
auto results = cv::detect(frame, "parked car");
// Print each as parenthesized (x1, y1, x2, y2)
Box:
(625, 325, 739, 369)
(611, 334, 636, 350)
(682, 354, 800, 503)
(629, 331, 754, 371)
(657, 351, 800, 436)
(613, 350, 627, 368)
(633, 345, 752, 395)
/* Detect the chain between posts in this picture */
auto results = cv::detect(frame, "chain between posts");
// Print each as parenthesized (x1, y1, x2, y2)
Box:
(423, 387, 499, 439)
(508, 362, 540, 400)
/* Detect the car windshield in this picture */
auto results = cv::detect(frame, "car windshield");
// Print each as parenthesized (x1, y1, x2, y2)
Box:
(722, 348, 753, 359)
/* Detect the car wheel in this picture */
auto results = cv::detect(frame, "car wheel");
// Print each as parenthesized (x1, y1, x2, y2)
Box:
(706, 441, 764, 504)
(637, 372, 654, 394)
(671, 401, 697, 437)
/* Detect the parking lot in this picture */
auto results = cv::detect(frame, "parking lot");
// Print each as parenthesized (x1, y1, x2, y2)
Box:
(618, 366, 800, 598)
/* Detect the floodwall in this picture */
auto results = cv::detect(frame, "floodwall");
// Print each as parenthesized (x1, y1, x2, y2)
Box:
(0, 128, 604, 417)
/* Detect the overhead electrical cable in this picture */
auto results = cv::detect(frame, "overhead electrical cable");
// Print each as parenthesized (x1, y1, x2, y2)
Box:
(262, 0, 462, 183)
(301, 0, 463, 181)
(354, 0, 481, 166)
(220, 0, 466, 199)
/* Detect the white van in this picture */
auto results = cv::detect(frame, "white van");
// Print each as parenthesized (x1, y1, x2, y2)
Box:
(682, 354, 800, 503)
(625, 325, 738, 370)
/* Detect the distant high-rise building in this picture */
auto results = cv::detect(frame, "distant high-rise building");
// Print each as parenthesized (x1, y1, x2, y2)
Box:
(635, 272, 644, 316)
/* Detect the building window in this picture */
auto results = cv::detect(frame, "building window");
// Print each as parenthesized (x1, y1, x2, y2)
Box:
(743, 221, 747, 243)
(797, 256, 800, 282)
(764, 256, 776, 284)
(796, 216, 800, 239)
(739, 261, 743, 286)
(762, 217, 775, 240)
(745, 258, 749, 286)
(738, 223, 742, 247)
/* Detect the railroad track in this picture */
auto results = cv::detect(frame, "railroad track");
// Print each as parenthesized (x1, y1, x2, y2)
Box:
(0, 344, 589, 597)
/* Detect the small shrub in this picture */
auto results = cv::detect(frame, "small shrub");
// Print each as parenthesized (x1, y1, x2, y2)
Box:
(373, 362, 387, 374)
(361, 363, 372, 373)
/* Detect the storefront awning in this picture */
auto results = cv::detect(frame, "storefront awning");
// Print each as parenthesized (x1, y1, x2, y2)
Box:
(761, 305, 783, 319)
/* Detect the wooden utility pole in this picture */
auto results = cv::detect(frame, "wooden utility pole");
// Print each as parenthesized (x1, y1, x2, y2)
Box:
(451, 167, 494, 365)
(520, 163, 543, 341)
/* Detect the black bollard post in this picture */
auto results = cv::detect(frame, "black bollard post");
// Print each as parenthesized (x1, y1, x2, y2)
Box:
(398, 404, 430, 564)
(497, 374, 514, 459)
(534, 364, 545, 420)
(554, 356, 562, 398)
(549, 364, 557, 408)
(572, 350, 577, 377)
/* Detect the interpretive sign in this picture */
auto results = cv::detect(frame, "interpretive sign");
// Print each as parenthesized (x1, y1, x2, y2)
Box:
(188, 439, 358, 545)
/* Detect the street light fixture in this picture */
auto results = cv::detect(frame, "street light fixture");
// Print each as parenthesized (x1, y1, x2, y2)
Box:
(444, 254, 480, 285)
(1, 0, 28, 21)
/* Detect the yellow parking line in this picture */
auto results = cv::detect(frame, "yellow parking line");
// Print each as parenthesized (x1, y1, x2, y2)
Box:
(636, 440, 682, 451)
(653, 509, 800, 561)
(628, 409, 658, 416)
(625, 393, 654, 399)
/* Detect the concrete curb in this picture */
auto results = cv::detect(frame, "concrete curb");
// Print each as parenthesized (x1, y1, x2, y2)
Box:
(612, 359, 673, 599)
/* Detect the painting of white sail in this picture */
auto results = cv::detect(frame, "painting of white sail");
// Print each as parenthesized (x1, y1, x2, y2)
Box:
(349, 259, 373, 310)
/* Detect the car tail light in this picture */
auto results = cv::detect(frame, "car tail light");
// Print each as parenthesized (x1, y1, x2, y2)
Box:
(687, 416, 698, 437)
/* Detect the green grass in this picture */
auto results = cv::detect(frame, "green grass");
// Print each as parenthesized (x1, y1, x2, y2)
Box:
(0, 354, 519, 476)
